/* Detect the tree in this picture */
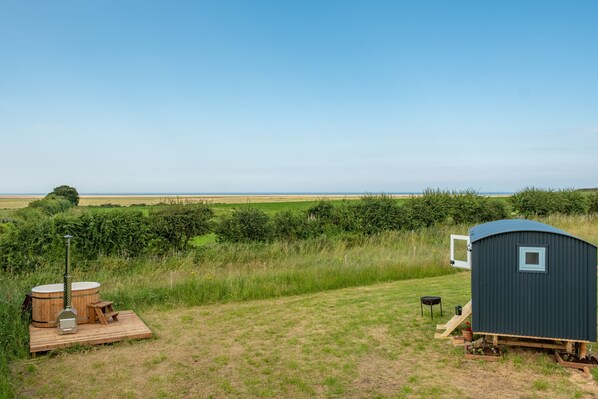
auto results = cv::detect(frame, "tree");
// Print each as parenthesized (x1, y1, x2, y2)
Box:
(47, 185, 80, 206)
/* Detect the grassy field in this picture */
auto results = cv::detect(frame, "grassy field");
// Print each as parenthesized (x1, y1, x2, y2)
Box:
(1, 225, 458, 398)
(2, 214, 598, 398)
(11, 274, 598, 399)
(87, 200, 345, 217)
(1, 193, 511, 211)
(0, 195, 367, 210)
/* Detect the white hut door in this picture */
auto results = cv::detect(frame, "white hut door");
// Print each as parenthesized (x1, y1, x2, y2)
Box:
(450, 234, 471, 270)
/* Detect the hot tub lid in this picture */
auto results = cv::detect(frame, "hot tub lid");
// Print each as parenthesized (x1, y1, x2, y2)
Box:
(31, 281, 100, 293)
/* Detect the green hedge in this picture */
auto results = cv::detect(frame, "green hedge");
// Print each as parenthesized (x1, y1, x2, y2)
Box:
(54, 210, 149, 259)
(0, 205, 214, 272)
(510, 187, 588, 217)
(216, 207, 273, 242)
(589, 193, 598, 214)
(214, 192, 507, 243)
(149, 204, 213, 251)
(2, 188, 569, 273)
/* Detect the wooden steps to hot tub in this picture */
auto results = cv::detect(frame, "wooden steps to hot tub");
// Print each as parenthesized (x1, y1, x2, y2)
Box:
(88, 300, 119, 325)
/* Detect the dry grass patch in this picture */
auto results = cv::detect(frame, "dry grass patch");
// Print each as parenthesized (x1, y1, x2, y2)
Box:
(12, 273, 597, 398)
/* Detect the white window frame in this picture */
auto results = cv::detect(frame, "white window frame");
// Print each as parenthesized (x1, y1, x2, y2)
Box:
(450, 234, 471, 270)
(518, 246, 547, 272)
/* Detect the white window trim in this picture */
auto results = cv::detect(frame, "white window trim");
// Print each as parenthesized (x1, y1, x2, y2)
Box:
(519, 246, 547, 272)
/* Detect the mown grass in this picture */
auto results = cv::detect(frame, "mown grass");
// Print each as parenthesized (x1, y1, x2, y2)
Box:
(13, 274, 474, 398)
(11, 273, 595, 398)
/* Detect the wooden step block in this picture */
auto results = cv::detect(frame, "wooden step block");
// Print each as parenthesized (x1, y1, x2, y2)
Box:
(434, 333, 452, 339)
(104, 311, 119, 320)
(87, 301, 119, 325)
(90, 300, 113, 308)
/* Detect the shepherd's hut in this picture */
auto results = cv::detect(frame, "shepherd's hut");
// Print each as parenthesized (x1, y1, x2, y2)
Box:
(440, 219, 597, 347)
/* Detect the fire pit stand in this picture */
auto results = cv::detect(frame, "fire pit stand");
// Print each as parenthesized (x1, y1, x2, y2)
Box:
(420, 296, 442, 319)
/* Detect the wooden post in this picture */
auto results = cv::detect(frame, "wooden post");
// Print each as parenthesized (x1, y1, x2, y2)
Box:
(566, 341, 573, 353)
(580, 342, 587, 359)
(492, 335, 498, 346)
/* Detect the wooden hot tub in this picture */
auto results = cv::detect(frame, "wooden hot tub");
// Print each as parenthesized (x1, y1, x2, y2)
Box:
(31, 282, 100, 328)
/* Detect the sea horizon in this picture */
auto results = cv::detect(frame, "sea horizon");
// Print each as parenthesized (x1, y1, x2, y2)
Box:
(0, 191, 515, 196)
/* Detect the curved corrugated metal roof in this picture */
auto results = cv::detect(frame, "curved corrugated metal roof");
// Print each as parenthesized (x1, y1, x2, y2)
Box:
(469, 219, 578, 243)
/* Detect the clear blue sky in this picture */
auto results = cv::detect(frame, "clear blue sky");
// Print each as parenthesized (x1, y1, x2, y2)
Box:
(1, 1, 597, 194)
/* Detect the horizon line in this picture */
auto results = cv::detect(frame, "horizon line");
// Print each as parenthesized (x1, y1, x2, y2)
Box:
(0, 191, 515, 197)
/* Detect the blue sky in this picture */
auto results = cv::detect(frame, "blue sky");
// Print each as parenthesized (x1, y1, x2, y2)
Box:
(1, 1, 597, 193)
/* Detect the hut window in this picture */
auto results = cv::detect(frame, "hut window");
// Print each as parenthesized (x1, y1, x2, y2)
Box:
(519, 246, 546, 272)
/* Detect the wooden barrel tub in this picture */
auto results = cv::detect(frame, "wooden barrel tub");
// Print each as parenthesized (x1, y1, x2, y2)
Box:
(31, 282, 100, 328)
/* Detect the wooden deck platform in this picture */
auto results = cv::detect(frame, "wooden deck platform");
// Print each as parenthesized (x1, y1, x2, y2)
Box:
(29, 310, 152, 353)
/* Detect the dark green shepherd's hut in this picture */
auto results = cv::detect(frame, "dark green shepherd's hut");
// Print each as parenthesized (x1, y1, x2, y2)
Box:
(469, 219, 597, 342)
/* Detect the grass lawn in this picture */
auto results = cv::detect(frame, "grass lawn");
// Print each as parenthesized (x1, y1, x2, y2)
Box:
(11, 273, 596, 399)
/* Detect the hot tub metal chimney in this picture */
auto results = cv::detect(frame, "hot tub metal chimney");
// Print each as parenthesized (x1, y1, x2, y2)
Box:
(57, 235, 77, 334)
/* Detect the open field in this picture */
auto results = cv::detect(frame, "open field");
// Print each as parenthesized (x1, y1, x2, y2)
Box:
(0, 195, 370, 210)
(2, 214, 598, 398)
(88, 200, 344, 217)
(0, 193, 512, 210)
(12, 273, 598, 399)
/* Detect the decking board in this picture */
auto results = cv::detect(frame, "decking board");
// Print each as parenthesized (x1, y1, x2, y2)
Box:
(29, 310, 152, 353)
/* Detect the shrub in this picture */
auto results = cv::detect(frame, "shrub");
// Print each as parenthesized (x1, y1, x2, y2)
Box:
(510, 187, 560, 217)
(12, 207, 47, 222)
(589, 193, 598, 214)
(29, 195, 74, 215)
(307, 200, 335, 221)
(47, 185, 80, 206)
(510, 187, 588, 217)
(216, 207, 272, 242)
(476, 199, 509, 222)
(149, 204, 214, 251)
(557, 189, 587, 215)
(272, 210, 317, 241)
(352, 194, 411, 234)
(451, 190, 509, 224)
(87, 203, 123, 208)
(404, 188, 452, 227)
(331, 200, 359, 232)
(0, 218, 57, 273)
(55, 210, 150, 259)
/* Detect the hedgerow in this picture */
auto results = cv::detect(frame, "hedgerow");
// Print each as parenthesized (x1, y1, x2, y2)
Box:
(510, 187, 588, 217)
(4, 187, 594, 273)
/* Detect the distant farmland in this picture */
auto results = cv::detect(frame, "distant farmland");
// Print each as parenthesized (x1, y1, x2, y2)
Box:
(0, 194, 372, 210)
